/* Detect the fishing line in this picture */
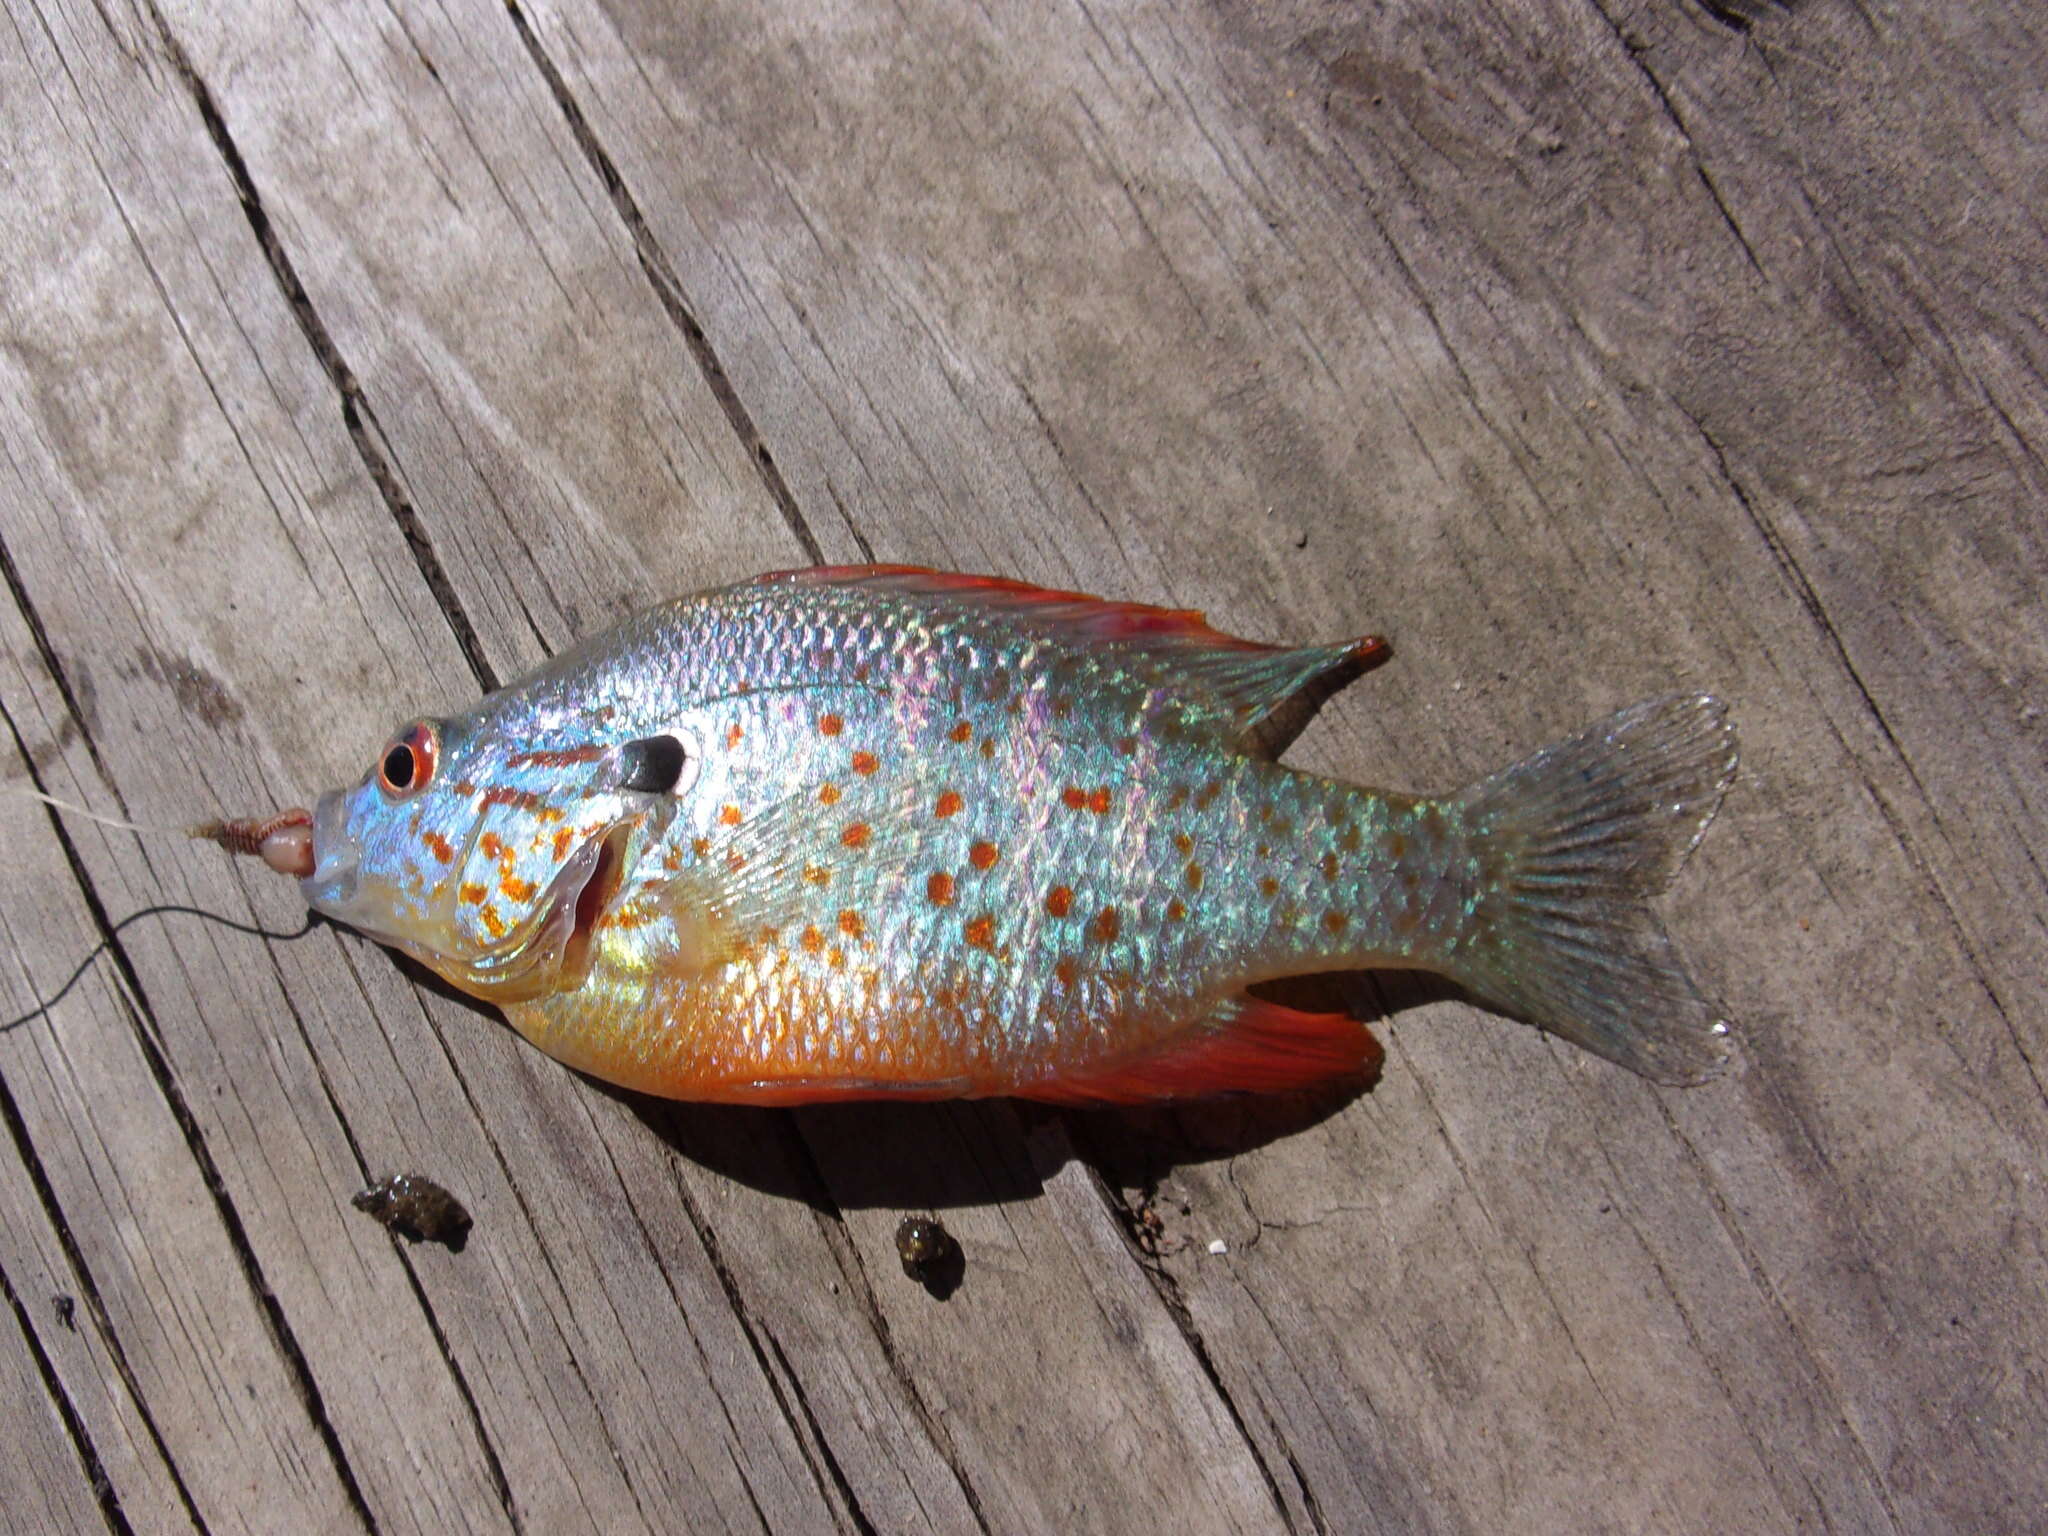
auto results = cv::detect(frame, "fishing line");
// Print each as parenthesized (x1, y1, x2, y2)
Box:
(2, 787, 322, 1032)
(2, 906, 321, 1033)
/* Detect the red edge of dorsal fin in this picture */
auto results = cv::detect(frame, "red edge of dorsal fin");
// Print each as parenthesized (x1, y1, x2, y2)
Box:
(1020, 995, 1382, 1106)
(758, 564, 1275, 654)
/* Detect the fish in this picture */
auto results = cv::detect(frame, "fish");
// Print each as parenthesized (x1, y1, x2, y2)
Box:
(222, 566, 1737, 1103)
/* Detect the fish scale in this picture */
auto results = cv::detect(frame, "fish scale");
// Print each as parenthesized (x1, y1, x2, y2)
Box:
(274, 566, 1738, 1103)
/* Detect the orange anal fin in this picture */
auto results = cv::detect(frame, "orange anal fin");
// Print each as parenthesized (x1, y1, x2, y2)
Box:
(1024, 995, 1382, 1106)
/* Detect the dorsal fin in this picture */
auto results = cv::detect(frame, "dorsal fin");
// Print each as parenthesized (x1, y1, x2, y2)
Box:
(1019, 994, 1382, 1105)
(759, 565, 1385, 739)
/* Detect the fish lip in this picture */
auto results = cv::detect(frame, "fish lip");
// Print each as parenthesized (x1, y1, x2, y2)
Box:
(300, 790, 363, 916)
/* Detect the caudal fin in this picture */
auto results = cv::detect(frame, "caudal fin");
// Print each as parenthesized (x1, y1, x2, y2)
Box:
(1447, 694, 1737, 1085)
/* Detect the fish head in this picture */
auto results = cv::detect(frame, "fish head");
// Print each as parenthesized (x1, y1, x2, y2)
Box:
(302, 707, 689, 1004)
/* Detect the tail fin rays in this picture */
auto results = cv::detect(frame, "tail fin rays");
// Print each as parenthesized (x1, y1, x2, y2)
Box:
(1448, 694, 1738, 1085)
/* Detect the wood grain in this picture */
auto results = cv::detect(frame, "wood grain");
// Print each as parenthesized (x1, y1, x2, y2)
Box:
(1, 0, 2043, 1529)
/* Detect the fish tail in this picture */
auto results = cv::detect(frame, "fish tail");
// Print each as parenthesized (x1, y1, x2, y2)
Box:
(1441, 693, 1738, 1084)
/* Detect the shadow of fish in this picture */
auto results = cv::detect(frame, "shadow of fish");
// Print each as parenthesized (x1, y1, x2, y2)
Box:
(211, 567, 1735, 1103)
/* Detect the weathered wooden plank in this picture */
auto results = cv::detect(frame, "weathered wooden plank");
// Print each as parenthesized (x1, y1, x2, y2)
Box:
(142, 0, 1302, 1526)
(516, 0, 2048, 1528)
(0, 1270, 113, 1535)
(0, 0, 2042, 1528)
(0, 2, 903, 1528)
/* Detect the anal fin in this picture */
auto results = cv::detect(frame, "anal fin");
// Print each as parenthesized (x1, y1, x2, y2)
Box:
(1025, 995, 1381, 1106)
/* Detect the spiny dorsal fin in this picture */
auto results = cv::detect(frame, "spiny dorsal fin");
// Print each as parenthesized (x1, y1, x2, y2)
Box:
(761, 565, 1384, 740)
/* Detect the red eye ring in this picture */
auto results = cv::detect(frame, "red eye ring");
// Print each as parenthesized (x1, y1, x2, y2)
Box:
(377, 721, 439, 797)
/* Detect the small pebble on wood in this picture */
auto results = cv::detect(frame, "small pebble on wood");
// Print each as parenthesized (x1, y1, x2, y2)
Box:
(352, 1174, 472, 1250)
(894, 1214, 963, 1297)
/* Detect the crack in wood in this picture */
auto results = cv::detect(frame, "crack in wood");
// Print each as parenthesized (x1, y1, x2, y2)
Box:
(800, 1191, 993, 1535)
(139, 1, 500, 693)
(0, 1249, 136, 1536)
(654, 1152, 875, 1534)
(1083, 1165, 1305, 1534)
(1586, 0, 1769, 282)
(1674, 403, 2048, 1109)
(501, 0, 827, 567)
(272, 976, 523, 1531)
(0, 643, 380, 1531)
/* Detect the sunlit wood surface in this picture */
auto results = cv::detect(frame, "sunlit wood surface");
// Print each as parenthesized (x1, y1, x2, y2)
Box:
(3, 0, 2044, 1529)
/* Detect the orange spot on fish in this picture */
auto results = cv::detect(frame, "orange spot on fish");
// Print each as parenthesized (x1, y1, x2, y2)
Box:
(423, 830, 454, 865)
(949, 720, 973, 743)
(552, 827, 575, 861)
(1117, 735, 1137, 757)
(1172, 832, 1194, 855)
(1195, 781, 1221, 809)
(804, 864, 832, 886)
(1185, 862, 1204, 891)
(1339, 824, 1363, 854)
(828, 946, 846, 969)
(508, 744, 606, 769)
(1087, 787, 1111, 814)
(801, 926, 824, 955)
(480, 832, 504, 862)
(1167, 898, 1186, 922)
(969, 841, 999, 871)
(820, 714, 843, 736)
(481, 787, 543, 813)
(692, 837, 711, 857)
(1092, 906, 1120, 944)
(726, 723, 744, 749)
(1324, 910, 1350, 935)
(842, 822, 872, 849)
(719, 804, 743, 826)
(1165, 787, 1189, 811)
(819, 782, 843, 806)
(1055, 958, 1079, 988)
(1062, 786, 1087, 811)
(838, 910, 864, 939)
(502, 874, 536, 902)
(927, 871, 955, 905)
(1320, 852, 1340, 881)
(664, 847, 682, 871)
(451, 779, 477, 798)
(1258, 876, 1279, 897)
(851, 750, 878, 776)
(964, 915, 995, 950)
(479, 905, 506, 939)
(1045, 885, 1073, 918)
(1388, 833, 1408, 860)
(459, 882, 486, 905)
(935, 789, 964, 818)
(980, 738, 996, 759)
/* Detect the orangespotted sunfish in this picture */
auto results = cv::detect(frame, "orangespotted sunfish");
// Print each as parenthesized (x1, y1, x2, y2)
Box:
(219, 567, 1736, 1103)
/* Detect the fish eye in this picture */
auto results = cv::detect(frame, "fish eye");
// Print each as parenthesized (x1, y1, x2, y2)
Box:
(377, 722, 439, 798)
